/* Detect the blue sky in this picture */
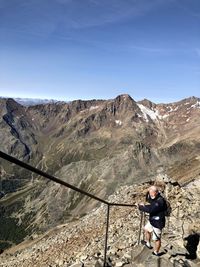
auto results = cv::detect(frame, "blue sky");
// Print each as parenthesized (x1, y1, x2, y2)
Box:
(0, 0, 199, 103)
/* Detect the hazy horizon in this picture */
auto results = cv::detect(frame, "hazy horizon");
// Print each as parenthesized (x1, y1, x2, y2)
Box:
(1, 93, 199, 105)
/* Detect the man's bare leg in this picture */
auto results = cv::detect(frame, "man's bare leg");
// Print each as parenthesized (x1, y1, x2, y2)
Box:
(154, 239, 161, 253)
(145, 230, 152, 246)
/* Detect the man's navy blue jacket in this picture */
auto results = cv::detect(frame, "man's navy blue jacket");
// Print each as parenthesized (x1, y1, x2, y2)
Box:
(139, 193, 166, 230)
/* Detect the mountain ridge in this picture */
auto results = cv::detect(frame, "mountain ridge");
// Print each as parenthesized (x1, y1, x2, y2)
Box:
(0, 93, 200, 258)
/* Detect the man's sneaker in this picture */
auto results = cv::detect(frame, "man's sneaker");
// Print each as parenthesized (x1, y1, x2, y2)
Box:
(141, 240, 153, 249)
(152, 251, 159, 256)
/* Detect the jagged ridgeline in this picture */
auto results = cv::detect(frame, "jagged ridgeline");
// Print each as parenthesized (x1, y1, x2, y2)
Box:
(0, 94, 200, 250)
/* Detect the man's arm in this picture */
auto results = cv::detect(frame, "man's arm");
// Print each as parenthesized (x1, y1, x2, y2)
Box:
(138, 198, 165, 214)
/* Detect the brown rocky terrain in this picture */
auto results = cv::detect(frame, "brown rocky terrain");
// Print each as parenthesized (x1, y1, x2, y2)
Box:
(0, 94, 200, 266)
(0, 175, 199, 266)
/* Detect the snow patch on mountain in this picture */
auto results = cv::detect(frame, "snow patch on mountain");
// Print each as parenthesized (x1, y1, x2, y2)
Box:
(162, 114, 169, 119)
(13, 98, 61, 106)
(115, 120, 122, 126)
(191, 101, 200, 109)
(137, 104, 159, 122)
(89, 106, 99, 111)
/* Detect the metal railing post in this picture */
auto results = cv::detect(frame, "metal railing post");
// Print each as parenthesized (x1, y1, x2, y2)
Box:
(138, 211, 144, 245)
(157, 257, 161, 267)
(143, 212, 146, 240)
(104, 204, 110, 267)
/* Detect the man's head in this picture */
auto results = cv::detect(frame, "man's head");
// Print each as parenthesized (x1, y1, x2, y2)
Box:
(148, 185, 159, 199)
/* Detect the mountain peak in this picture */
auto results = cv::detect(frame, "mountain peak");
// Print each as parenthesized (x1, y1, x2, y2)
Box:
(5, 98, 25, 114)
(115, 94, 134, 102)
(138, 98, 157, 110)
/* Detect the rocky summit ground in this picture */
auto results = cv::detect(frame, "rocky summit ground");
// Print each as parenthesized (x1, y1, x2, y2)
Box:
(0, 175, 199, 267)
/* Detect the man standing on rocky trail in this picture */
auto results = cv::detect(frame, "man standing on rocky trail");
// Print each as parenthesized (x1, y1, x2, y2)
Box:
(138, 185, 167, 256)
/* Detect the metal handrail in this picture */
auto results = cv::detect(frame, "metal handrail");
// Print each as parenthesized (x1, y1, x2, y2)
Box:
(0, 151, 136, 266)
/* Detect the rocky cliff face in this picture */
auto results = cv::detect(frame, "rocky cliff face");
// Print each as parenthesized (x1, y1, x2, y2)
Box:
(0, 94, 200, 259)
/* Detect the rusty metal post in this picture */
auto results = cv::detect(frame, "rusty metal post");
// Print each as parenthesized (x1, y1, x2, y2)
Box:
(103, 204, 110, 267)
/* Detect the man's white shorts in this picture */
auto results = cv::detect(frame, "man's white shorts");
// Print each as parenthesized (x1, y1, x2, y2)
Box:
(144, 221, 162, 241)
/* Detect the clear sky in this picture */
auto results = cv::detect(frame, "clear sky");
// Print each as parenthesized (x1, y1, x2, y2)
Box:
(0, 0, 199, 103)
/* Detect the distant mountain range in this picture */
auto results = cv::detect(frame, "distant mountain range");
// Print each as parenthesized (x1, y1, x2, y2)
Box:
(0, 94, 200, 253)
(0, 97, 65, 106)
